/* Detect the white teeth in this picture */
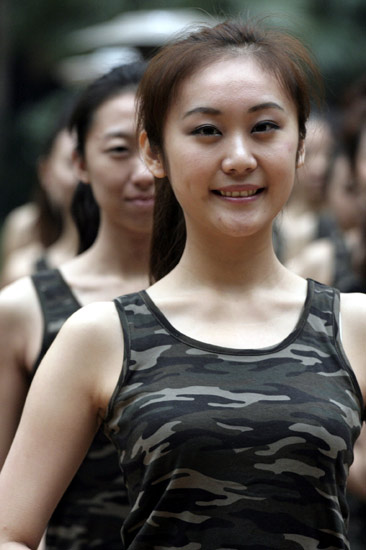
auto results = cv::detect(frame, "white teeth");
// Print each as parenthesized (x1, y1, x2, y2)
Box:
(219, 189, 257, 197)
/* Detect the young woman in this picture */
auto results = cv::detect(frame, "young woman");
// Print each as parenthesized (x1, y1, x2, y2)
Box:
(275, 114, 335, 264)
(1, 116, 79, 287)
(0, 61, 154, 549)
(286, 146, 363, 291)
(0, 19, 365, 550)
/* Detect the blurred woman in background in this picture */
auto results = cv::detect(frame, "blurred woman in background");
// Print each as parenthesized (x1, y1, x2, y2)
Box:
(0, 61, 154, 549)
(0, 105, 79, 287)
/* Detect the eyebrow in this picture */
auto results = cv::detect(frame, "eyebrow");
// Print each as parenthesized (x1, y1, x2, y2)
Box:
(183, 102, 284, 119)
(103, 130, 131, 139)
(183, 107, 220, 119)
(248, 102, 285, 113)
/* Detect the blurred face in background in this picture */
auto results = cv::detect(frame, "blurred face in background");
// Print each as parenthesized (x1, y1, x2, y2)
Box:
(355, 126, 366, 218)
(327, 154, 362, 232)
(296, 117, 333, 207)
(356, 126, 366, 188)
(38, 129, 78, 211)
(77, 92, 154, 236)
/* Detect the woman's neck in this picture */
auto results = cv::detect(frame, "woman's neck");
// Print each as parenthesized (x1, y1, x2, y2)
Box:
(82, 217, 151, 279)
(47, 211, 79, 262)
(167, 226, 287, 294)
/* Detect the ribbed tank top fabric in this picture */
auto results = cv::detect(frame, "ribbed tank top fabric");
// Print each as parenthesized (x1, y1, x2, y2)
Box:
(30, 269, 129, 549)
(105, 279, 364, 550)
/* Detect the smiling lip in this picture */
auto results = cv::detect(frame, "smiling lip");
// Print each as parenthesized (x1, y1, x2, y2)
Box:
(213, 186, 263, 199)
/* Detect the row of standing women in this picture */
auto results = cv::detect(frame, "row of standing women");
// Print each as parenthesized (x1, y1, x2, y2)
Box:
(0, 17, 365, 550)
(0, 61, 153, 549)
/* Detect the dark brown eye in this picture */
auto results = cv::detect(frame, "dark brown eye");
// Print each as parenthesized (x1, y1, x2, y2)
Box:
(192, 125, 221, 136)
(252, 121, 279, 133)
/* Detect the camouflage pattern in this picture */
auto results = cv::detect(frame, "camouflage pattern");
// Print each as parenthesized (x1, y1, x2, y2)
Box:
(105, 279, 365, 550)
(31, 269, 81, 371)
(31, 269, 129, 549)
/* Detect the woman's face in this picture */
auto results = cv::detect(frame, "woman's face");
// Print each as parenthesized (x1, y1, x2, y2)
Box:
(80, 92, 154, 235)
(39, 129, 78, 210)
(146, 55, 303, 242)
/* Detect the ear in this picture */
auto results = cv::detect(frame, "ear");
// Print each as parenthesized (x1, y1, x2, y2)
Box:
(72, 149, 90, 184)
(139, 130, 166, 179)
(296, 140, 305, 168)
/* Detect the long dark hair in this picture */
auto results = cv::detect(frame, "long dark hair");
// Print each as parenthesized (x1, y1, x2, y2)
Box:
(34, 96, 77, 247)
(137, 19, 323, 282)
(68, 61, 146, 252)
(70, 183, 100, 254)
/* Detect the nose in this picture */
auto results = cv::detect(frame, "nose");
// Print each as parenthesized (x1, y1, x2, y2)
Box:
(132, 155, 154, 189)
(221, 134, 257, 175)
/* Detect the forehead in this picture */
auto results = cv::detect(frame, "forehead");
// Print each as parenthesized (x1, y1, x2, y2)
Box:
(92, 92, 136, 129)
(173, 55, 293, 112)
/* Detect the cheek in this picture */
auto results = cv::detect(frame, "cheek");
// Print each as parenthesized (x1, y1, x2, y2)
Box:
(275, 140, 301, 174)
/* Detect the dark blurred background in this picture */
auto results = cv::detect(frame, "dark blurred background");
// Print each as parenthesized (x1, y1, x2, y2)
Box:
(1, 0, 366, 223)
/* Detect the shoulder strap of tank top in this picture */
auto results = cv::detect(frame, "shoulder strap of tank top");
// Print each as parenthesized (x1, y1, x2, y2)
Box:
(106, 293, 147, 423)
(113, 294, 133, 367)
(305, 279, 338, 344)
(34, 254, 50, 273)
(112, 292, 153, 382)
(31, 269, 81, 373)
(315, 279, 366, 420)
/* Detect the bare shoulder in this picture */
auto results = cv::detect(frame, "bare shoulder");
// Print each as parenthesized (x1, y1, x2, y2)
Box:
(0, 275, 37, 309)
(0, 276, 39, 334)
(44, 301, 124, 411)
(0, 275, 43, 374)
(58, 300, 121, 339)
(1, 202, 39, 257)
(287, 238, 333, 284)
(340, 291, 366, 326)
(339, 292, 366, 401)
(1, 243, 43, 287)
(2, 202, 38, 231)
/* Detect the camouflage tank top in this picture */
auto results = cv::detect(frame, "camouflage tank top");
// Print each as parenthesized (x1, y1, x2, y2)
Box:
(31, 269, 129, 549)
(105, 279, 364, 550)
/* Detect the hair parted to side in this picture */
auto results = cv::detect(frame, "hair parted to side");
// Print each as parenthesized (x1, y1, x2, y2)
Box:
(137, 18, 323, 282)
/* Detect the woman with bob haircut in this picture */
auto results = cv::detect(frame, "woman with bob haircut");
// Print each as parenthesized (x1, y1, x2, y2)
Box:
(0, 18, 365, 550)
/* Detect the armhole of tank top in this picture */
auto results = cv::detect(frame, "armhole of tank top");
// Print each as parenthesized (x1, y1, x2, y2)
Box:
(30, 269, 80, 374)
(55, 269, 81, 309)
(103, 297, 131, 424)
(333, 287, 365, 418)
(30, 273, 49, 374)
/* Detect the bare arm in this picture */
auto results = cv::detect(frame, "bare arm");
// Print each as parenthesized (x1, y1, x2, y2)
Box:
(0, 280, 37, 468)
(347, 423, 366, 499)
(0, 302, 123, 550)
(340, 292, 366, 499)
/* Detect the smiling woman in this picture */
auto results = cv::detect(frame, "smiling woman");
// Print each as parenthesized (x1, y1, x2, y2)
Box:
(138, 22, 318, 281)
(0, 17, 365, 550)
(141, 55, 303, 253)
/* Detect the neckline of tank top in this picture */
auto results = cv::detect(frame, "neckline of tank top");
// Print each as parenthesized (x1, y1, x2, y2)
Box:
(138, 279, 316, 356)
